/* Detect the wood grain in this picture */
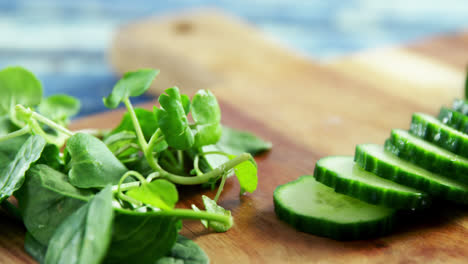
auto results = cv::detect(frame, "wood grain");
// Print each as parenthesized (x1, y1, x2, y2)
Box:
(2, 10, 468, 263)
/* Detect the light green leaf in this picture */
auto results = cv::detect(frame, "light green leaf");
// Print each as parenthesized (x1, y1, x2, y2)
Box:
(103, 69, 159, 109)
(44, 186, 114, 264)
(232, 155, 258, 195)
(155, 235, 209, 264)
(0, 66, 42, 115)
(38, 94, 80, 125)
(155, 87, 194, 150)
(192, 195, 232, 232)
(191, 90, 222, 147)
(0, 135, 46, 202)
(66, 133, 128, 188)
(126, 179, 178, 210)
(109, 108, 159, 141)
(217, 126, 272, 155)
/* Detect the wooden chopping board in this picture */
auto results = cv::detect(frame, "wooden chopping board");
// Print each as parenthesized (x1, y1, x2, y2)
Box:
(2, 10, 468, 264)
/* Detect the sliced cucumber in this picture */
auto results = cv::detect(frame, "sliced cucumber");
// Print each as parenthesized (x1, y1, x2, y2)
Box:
(453, 98, 468, 115)
(355, 144, 468, 204)
(314, 156, 430, 209)
(438, 107, 468, 134)
(273, 175, 395, 240)
(385, 129, 468, 185)
(410, 113, 468, 158)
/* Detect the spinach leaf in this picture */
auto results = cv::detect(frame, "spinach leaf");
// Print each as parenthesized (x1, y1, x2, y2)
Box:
(103, 69, 159, 109)
(127, 179, 178, 210)
(155, 235, 209, 264)
(232, 156, 258, 195)
(25, 232, 47, 264)
(36, 144, 63, 171)
(38, 94, 80, 125)
(67, 133, 128, 188)
(0, 66, 42, 115)
(0, 135, 28, 159)
(45, 186, 114, 264)
(155, 87, 194, 150)
(192, 195, 232, 232)
(109, 108, 159, 141)
(105, 209, 179, 264)
(216, 126, 272, 155)
(16, 164, 93, 245)
(192, 90, 222, 147)
(0, 135, 46, 202)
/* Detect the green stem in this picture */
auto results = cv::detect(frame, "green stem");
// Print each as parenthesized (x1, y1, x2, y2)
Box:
(156, 209, 232, 227)
(214, 173, 227, 202)
(123, 98, 148, 150)
(161, 153, 251, 185)
(177, 150, 184, 167)
(147, 129, 163, 153)
(199, 151, 231, 158)
(0, 125, 30, 142)
(112, 181, 141, 193)
(193, 155, 203, 176)
(15, 105, 74, 137)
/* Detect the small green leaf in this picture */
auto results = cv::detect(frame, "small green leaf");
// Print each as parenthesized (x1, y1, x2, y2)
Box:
(191, 90, 222, 147)
(232, 155, 258, 195)
(103, 69, 159, 109)
(66, 133, 128, 188)
(36, 144, 63, 171)
(109, 108, 159, 141)
(38, 94, 80, 125)
(192, 195, 232, 232)
(155, 235, 209, 264)
(0, 135, 46, 202)
(155, 87, 194, 150)
(16, 165, 93, 245)
(126, 179, 178, 210)
(181, 94, 191, 115)
(44, 186, 114, 264)
(217, 126, 272, 155)
(0, 66, 42, 115)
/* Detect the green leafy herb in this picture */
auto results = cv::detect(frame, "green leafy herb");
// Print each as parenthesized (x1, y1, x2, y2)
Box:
(191, 90, 222, 147)
(232, 156, 258, 195)
(44, 186, 114, 264)
(155, 235, 209, 264)
(36, 144, 63, 171)
(0, 66, 42, 116)
(126, 179, 179, 210)
(16, 165, 93, 245)
(109, 108, 158, 141)
(38, 94, 80, 126)
(192, 195, 232, 232)
(66, 133, 128, 188)
(216, 126, 272, 155)
(0, 135, 46, 202)
(103, 69, 159, 109)
(155, 87, 194, 150)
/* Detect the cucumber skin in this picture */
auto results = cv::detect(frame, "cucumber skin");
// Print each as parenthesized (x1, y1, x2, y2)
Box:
(355, 145, 468, 204)
(385, 132, 468, 185)
(438, 107, 468, 134)
(409, 113, 468, 158)
(273, 177, 395, 240)
(313, 161, 430, 210)
(453, 99, 468, 116)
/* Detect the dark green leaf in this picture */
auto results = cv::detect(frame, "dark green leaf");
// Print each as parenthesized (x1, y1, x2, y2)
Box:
(38, 94, 80, 125)
(109, 108, 159, 141)
(36, 144, 63, 171)
(155, 235, 209, 264)
(0, 135, 46, 202)
(25, 232, 47, 264)
(103, 69, 159, 109)
(192, 195, 232, 232)
(45, 186, 114, 264)
(232, 156, 258, 195)
(0, 135, 28, 159)
(216, 126, 272, 155)
(127, 179, 178, 210)
(155, 87, 194, 150)
(192, 90, 222, 147)
(66, 133, 128, 188)
(105, 209, 179, 264)
(16, 165, 93, 245)
(0, 66, 42, 115)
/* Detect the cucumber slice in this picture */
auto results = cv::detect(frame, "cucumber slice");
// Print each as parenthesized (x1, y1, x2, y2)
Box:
(453, 98, 468, 115)
(273, 175, 395, 240)
(385, 129, 468, 185)
(410, 113, 468, 158)
(314, 156, 430, 209)
(438, 107, 468, 134)
(355, 144, 468, 204)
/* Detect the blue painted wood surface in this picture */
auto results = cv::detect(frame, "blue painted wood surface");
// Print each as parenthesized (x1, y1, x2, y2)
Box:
(1, 0, 468, 117)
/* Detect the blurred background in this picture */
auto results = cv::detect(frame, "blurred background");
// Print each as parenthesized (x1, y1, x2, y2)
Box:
(1, 0, 468, 117)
